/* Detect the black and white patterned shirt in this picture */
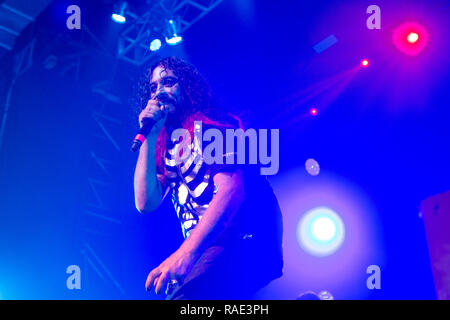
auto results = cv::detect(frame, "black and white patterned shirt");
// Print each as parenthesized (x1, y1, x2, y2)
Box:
(164, 125, 221, 239)
(161, 121, 284, 282)
(162, 124, 283, 257)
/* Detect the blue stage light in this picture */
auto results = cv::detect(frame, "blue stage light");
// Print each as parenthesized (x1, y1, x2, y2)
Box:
(111, 2, 127, 24)
(297, 207, 345, 257)
(165, 18, 183, 45)
(165, 35, 183, 45)
(111, 13, 126, 24)
(150, 39, 162, 51)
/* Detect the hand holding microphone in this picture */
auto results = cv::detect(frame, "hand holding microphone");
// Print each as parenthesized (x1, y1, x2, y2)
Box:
(131, 92, 172, 152)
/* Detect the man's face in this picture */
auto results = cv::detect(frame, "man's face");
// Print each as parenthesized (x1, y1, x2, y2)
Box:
(149, 65, 181, 114)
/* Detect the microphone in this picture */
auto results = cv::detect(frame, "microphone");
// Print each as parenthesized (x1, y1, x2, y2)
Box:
(130, 119, 156, 152)
(130, 92, 171, 152)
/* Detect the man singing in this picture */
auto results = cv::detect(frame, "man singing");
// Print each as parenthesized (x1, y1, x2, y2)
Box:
(134, 56, 283, 299)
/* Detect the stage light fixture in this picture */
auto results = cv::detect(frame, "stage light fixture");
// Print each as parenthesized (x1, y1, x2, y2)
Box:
(112, 1, 127, 24)
(312, 217, 337, 241)
(407, 32, 419, 44)
(297, 207, 345, 257)
(165, 18, 183, 45)
(150, 39, 162, 51)
(393, 22, 428, 56)
(361, 59, 370, 67)
(305, 158, 320, 176)
(310, 107, 318, 116)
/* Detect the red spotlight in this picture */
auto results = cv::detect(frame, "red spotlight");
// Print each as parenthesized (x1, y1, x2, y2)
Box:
(310, 108, 318, 116)
(361, 59, 370, 67)
(393, 22, 428, 56)
(407, 32, 419, 44)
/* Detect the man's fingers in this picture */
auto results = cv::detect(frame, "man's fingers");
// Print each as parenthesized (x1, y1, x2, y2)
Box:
(146, 99, 159, 109)
(145, 269, 161, 291)
(145, 271, 153, 291)
(155, 271, 170, 295)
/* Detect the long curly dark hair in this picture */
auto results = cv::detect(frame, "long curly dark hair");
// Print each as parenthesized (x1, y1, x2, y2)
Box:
(136, 56, 214, 121)
(135, 56, 243, 180)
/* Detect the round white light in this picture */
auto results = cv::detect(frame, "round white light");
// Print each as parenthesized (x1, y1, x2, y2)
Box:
(150, 39, 162, 51)
(305, 158, 320, 176)
(407, 32, 419, 43)
(311, 217, 336, 241)
(297, 207, 345, 257)
(111, 14, 126, 24)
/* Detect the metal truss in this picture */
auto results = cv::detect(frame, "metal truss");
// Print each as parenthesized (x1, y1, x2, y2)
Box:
(35, 22, 129, 296)
(79, 49, 130, 291)
(0, 38, 35, 153)
(81, 86, 127, 297)
(118, 0, 224, 66)
(0, 0, 52, 57)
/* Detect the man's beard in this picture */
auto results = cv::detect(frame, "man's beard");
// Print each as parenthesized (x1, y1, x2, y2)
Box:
(165, 102, 184, 130)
